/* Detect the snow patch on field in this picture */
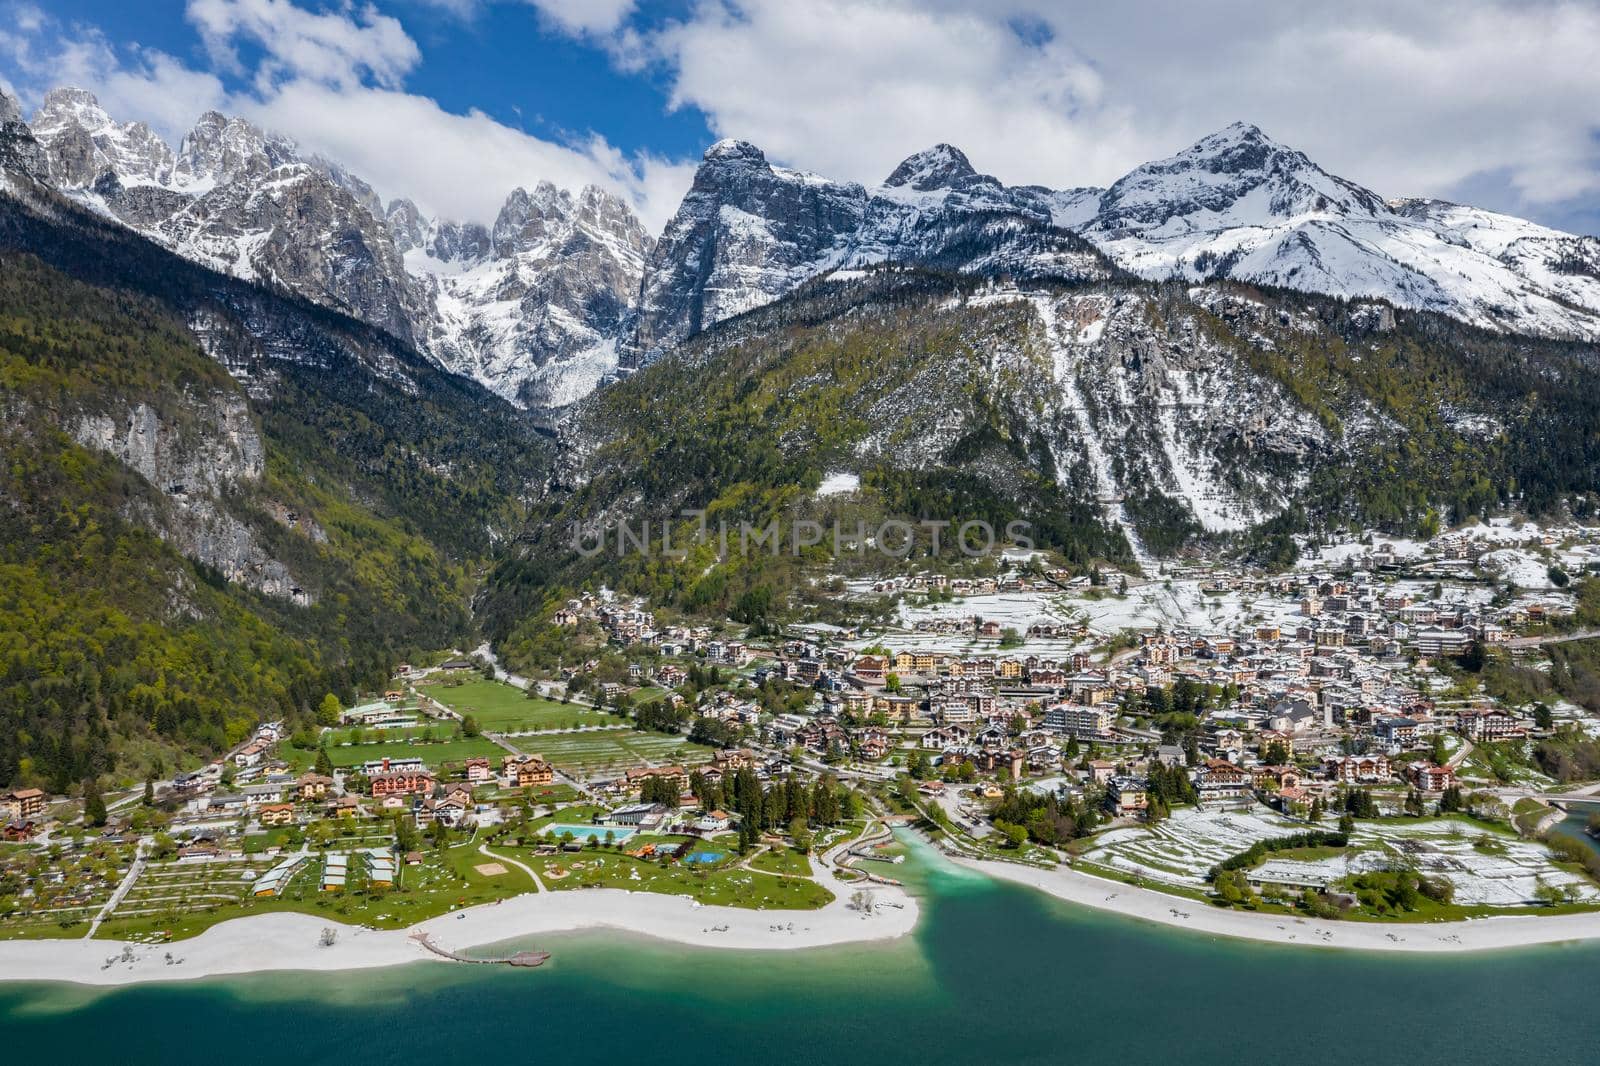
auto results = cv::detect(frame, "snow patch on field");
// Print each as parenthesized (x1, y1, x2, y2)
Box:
(816, 471, 861, 496)
(1477, 548, 1554, 589)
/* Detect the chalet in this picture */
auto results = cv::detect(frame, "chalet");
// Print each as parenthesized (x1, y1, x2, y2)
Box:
(233, 741, 268, 768)
(1195, 760, 1251, 802)
(464, 757, 494, 785)
(1250, 765, 1302, 791)
(857, 728, 891, 760)
(624, 765, 687, 788)
(0, 788, 46, 822)
(295, 773, 333, 801)
(1, 821, 36, 841)
(694, 809, 732, 833)
(1408, 762, 1456, 792)
(1324, 754, 1391, 784)
(1084, 759, 1117, 785)
(852, 656, 889, 684)
(1106, 776, 1149, 816)
(258, 803, 296, 827)
(1455, 708, 1524, 742)
(922, 725, 970, 749)
(503, 754, 555, 789)
(370, 769, 436, 798)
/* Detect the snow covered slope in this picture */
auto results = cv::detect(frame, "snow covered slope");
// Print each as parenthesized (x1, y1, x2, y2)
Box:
(21, 87, 650, 409)
(622, 139, 1111, 366)
(399, 181, 651, 408)
(1077, 122, 1600, 339)
(16, 83, 1600, 407)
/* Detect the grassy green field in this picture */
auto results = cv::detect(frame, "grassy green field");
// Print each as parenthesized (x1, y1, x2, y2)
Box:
(421, 679, 627, 732)
(522, 849, 833, 909)
(748, 846, 814, 877)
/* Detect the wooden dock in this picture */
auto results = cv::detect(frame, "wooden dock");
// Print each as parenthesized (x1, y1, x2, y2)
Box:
(412, 932, 549, 968)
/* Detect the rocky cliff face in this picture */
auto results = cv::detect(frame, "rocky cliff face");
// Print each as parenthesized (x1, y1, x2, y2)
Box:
(18, 86, 652, 409)
(625, 123, 1600, 369)
(65, 392, 300, 599)
(408, 181, 652, 408)
(14, 83, 1600, 412)
(622, 139, 1110, 367)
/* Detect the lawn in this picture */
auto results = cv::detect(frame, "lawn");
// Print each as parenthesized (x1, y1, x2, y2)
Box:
(520, 848, 833, 909)
(748, 846, 814, 878)
(420, 678, 627, 732)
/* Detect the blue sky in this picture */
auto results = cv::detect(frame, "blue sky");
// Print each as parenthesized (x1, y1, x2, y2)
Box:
(4, 1, 1599, 235)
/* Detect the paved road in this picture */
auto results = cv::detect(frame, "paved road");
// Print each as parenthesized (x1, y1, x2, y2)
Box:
(1505, 628, 1600, 650)
(477, 842, 546, 892)
(86, 836, 150, 939)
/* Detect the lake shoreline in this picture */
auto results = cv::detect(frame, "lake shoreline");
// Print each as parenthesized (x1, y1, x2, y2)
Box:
(0, 880, 919, 988)
(950, 851, 1600, 952)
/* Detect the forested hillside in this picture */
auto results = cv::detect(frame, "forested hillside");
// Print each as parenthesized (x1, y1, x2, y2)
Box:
(0, 184, 550, 790)
(483, 268, 1600, 666)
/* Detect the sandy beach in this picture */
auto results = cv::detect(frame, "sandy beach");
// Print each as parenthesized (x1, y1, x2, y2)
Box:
(953, 853, 1600, 953)
(0, 880, 919, 988)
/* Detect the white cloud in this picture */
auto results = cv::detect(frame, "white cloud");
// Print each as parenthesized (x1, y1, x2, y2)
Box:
(0, 0, 690, 230)
(414, 0, 636, 35)
(640, 0, 1141, 190)
(526, 0, 635, 35)
(7, 0, 1600, 236)
(185, 0, 420, 91)
(243, 79, 693, 227)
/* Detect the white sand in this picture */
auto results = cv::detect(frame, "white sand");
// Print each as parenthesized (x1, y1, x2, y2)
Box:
(953, 854, 1600, 953)
(0, 882, 918, 988)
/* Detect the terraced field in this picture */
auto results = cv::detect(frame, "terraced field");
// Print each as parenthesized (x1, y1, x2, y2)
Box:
(522, 731, 716, 774)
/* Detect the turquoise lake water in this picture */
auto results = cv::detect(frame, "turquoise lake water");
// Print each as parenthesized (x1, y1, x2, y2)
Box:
(1, 833, 1595, 1064)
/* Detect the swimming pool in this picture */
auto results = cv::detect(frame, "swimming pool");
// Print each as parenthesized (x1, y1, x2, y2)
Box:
(542, 823, 636, 843)
(683, 851, 725, 864)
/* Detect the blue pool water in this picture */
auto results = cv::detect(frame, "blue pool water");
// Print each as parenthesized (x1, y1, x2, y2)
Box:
(542, 824, 636, 842)
(684, 851, 725, 864)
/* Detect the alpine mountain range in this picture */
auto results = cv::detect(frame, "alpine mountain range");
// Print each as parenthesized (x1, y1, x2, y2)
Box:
(9, 85, 1600, 416)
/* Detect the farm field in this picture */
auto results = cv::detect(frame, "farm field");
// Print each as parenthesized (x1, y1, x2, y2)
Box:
(420, 679, 627, 732)
(524, 730, 715, 774)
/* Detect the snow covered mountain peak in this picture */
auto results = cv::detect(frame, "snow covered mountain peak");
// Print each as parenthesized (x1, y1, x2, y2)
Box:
(702, 138, 769, 166)
(32, 85, 175, 189)
(882, 143, 989, 191)
(1092, 121, 1388, 237)
(173, 109, 297, 191)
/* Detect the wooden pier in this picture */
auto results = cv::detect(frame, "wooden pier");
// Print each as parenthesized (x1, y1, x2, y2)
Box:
(412, 932, 550, 968)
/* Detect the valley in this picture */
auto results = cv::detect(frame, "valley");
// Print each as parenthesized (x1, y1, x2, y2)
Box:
(4, 71, 1600, 973)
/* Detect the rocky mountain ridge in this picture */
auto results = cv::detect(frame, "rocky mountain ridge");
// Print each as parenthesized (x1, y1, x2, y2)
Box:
(625, 123, 1600, 369)
(10, 85, 1600, 410)
(14, 86, 651, 409)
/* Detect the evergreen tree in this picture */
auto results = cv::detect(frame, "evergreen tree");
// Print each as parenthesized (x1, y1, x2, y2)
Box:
(83, 779, 107, 827)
